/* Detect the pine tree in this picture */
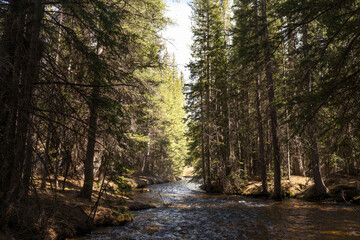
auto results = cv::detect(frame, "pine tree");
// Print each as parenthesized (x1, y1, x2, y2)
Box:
(187, 0, 229, 191)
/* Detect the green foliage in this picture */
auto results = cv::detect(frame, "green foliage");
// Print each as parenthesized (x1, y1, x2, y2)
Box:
(110, 175, 132, 195)
(230, 0, 360, 189)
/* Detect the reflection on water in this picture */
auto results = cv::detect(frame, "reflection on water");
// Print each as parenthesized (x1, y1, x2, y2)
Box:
(84, 180, 360, 240)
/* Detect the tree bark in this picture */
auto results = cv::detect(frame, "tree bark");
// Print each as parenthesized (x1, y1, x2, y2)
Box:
(80, 85, 100, 199)
(142, 130, 151, 174)
(20, 131, 35, 200)
(0, 0, 26, 197)
(255, 74, 268, 193)
(205, 0, 211, 190)
(294, 136, 305, 176)
(254, 0, 268, 194)
(201, 82, 207, 187)
(302, 24, 328, 197)
(1, 0, 43, 226)
(260, 0, 282, 199)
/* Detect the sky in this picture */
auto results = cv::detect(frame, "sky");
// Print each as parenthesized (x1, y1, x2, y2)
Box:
(163, 0, 193, 81)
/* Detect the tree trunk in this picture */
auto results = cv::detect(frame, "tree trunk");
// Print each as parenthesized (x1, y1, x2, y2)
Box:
(294, 136, 305, 176)
(54, 144, 62, 189)
(260, 0, 282, 199)
(256, 73, 268, 193)
(223, 80, 231, 177)
(307, 124, 328, 196)
(80, 85, 100, 199)
(254, 0, 267, 194)
(302, 24, 328, 197)
(20, 131, 35, 201)
(142, 130, 151, 174)
(201, 85, 207, 187)
(0, 0, 26, 198)
(62, 148, 72, 191)
(1, 0, 43, 226)
(205, 0, 211, 190)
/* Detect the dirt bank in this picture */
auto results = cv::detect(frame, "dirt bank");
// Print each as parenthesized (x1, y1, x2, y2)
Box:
(228, 175, 360, 204)
(0, 175, 171, 240)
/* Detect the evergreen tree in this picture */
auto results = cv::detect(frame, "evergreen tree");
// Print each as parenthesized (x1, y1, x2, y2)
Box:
(187, 0, 229, 191)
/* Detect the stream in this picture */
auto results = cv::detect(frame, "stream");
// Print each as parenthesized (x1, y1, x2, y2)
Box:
(84, 179, 360, 239)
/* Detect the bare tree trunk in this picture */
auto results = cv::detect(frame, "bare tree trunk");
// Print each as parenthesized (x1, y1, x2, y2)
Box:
(261, 0, 282, 199)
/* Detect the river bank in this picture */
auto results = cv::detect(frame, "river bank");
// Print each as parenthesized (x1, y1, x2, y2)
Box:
(0, 175, 172, 240)
(219, 175, 360, 204)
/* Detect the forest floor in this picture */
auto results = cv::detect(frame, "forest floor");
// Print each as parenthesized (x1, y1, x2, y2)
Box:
(1, 174, 173, 240)
(232, 175, 360, 203)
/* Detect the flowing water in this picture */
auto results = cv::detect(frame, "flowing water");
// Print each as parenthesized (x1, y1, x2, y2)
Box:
(84, 180, 360, 239)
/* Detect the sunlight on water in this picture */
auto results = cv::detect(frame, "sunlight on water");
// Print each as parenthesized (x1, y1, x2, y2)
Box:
(83, 180, 360, 240)
(238, 200, 272, 207)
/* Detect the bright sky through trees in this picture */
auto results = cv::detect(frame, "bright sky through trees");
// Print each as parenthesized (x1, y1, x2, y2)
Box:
(163, 0, 192, 81)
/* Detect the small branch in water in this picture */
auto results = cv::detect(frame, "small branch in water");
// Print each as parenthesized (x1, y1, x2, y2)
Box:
(341, 190, 350, 204)
(158, 193, 171, 207)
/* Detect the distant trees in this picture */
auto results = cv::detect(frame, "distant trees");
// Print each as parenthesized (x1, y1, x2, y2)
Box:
(187, 0, 360, 198)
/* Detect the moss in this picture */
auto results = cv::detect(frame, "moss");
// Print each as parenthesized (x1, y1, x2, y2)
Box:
(122, 210, 133, 218)
(284, 191, 294, 198)
(251, 191, 270, 198)
(353, 195, 360, 204)
(116, 215, 125, 223)
(116, 213, 134, 225)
